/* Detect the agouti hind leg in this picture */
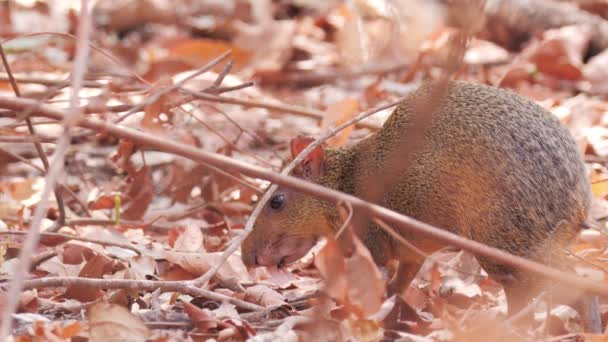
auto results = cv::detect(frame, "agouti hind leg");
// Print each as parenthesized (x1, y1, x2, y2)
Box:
(385, 261, 425, 330)
(388, 261, 424, 297)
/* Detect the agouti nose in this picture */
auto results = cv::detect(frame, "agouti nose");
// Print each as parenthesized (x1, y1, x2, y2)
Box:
(254, 253, 279, 267)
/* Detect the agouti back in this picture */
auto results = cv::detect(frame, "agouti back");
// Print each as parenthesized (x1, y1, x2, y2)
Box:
(241, 81, 591, 319)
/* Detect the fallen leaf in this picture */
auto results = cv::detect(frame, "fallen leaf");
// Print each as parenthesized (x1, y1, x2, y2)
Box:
(173, 224, 204, 252)
(121, 166, 154, 221)
(245, 284, 286, 306)
(88, 301, 150, 342)
(60, 243, 96, 264)
(314, 239, 348, 302)
(129, 255, 157, 280)
(183, 301, 220, 332)
(141, 79, 175, 132)
(584, 48, 608, 93)
(315, 237, 386, 318)
(336, 4, 367, 66)
(110, 139, 137, 175)
(236, 20, 296, 72)
(464, 39, 510, 65)
(65, 253, 116, 302)
(163, 250, 251, 286)
(526, 25, 592, 80)
(322, 98, 360, 147)
(93, 0, 173, 31)
(88, 193, 121, 211)
(143, 58, 193, 83)
(343, 236, 386, 317)
(213, 302, 239, 320)
(159, 38, 250, 71)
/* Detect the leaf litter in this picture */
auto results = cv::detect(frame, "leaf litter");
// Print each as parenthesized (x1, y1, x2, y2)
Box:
(2, 0, 608, 341)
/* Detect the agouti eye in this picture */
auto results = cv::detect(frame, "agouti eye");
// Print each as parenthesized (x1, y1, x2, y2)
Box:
(269, 194, 285, 210)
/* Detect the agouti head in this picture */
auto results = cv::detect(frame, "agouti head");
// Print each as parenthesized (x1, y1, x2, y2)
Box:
(241, 137, 339, 268)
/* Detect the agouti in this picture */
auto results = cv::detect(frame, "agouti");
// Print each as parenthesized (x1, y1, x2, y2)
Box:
(241, 81, 592, 322)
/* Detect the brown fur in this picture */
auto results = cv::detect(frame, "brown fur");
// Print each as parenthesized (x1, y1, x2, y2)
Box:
(241, 81, 591, 315)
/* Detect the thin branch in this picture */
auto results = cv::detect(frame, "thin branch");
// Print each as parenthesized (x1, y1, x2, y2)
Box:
(2, 95, 608, 297)
(0, 73, 104, 88)
(210, 59, 233, 89)
(211, 81, 255, 94)
(181, 88, 381, 131)
(335, 202, 354, 239)
(255, 61, 409, 87)
(1, 119, 58, 128)
(10, 277, 261, 311)
(114, 51, 232, 124)
(204, 104, 278, 157)
(0, 231, 142, 255)
(30, 250, 58, 270)
(184, 106, 275, 168)
(0, 136, 56, 143)
(66, 218, 172, 231)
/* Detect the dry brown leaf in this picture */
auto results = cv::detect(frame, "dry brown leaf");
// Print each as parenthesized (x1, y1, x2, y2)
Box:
(552, 95, 604, 138)
(64, 253, 117, 302)
(262, 267, 302, 289)
(56, 321, 82, 339)
(236, 20, 297, 72)
(496, 62, 536, 88)
(404, 286, 428, 311)
(526, 25, 592, 81)
(343, 236, 386, 317)
(141, 79, 175, 132)
(163, 250, 251, 284)
(322, 98, 360, 147)
(215, 201, 253, 216)
(60, 244, 95, 265)
(143, 58, 193, 82)
(0, 2, 9, 33)
(584, 48, 608, 93)
(121, 166, 154, 221)
(93, 0, 173, 31)
(26, 320, 82, 341)
(314, 239, 348, 302)
(591, 173, 608, 198)
(245, 284, 286, 307)
(110, 139, 137, 175)
(336, 4, 367, 66)
(0, 178, 39, 202)
(315, 237, 386, 317)
(88, 193, 121, 211)
(88, 301, 150, 342)
(173, 224, 204, 252)
(464, 40, 510, 65)
(159, 38, 250, 71)
(128, 255, 157, 280)
(582, 334, 608, 342)
(37, 256, 83, 278)
(183, 301, 221, 332)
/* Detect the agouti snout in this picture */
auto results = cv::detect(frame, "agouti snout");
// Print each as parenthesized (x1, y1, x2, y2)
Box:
(241, 81, 592, 324)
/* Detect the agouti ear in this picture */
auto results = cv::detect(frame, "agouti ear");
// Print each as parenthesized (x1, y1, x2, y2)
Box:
(290, 136, 325, 180)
